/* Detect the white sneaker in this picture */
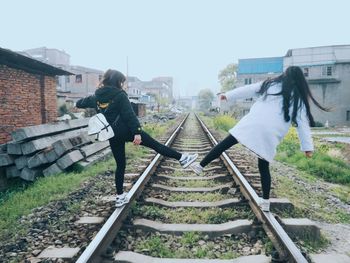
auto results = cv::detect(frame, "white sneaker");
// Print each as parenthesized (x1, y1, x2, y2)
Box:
(190, 162, 203, 175)
(179, 153, 198, 168)
(115, 192, 129, 207)
(259, 198, 270, 212)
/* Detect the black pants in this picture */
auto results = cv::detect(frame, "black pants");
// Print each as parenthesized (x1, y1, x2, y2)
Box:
(200, 134, 271, 199)
(109, 131, 182, 194)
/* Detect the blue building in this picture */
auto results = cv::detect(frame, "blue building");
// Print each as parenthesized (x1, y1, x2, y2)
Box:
(237, 57, 284, 86)
(221, 57, 284, 118)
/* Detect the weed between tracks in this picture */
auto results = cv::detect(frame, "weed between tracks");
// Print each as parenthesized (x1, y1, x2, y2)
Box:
(161, 179, 220, 188)
(131, 204, 254, 224)
(166, 192, 234, 202)
(118, 229, 269, 259)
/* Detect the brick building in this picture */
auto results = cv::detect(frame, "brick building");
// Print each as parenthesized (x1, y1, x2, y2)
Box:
(0, 47, 71, 144)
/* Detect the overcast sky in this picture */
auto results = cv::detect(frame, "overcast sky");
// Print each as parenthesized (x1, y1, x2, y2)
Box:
(1, 0, 349, 96)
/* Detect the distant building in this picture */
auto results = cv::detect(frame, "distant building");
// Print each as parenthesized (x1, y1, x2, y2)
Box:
(231, 57, 284, 117)
(127, 76, 143, 99)
(0, 47, 72, 144)
(284, 45, 350, 126)
(127, 76, 174, 105)
(23, 47, 176, 113)
(237, 57, 284, 87)
(22, 47, 70, 66)
(233, 45, 350, 126)
(176, 96, 198, 110)
(63, 65, 103, 95)
(23, 47, 103, 98)
(151, 77, 173, 100)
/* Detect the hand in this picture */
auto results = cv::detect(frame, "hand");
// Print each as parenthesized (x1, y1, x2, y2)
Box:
(218, 93, 227, 101)
(133, 134, 142, 145)
(305, 151, 313, 158)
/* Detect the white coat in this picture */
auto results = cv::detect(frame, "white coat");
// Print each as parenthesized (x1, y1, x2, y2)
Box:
(225, 81, 314, 162)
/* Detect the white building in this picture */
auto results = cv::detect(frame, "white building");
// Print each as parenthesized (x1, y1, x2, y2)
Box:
(284, 45, 350, 126)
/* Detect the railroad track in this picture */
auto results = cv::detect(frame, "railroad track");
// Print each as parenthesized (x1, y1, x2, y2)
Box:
(76, 113, 320, 263)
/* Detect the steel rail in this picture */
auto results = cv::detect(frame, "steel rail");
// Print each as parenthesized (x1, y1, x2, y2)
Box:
(196, 113, 308, 263)
(76, 114, 189, 263)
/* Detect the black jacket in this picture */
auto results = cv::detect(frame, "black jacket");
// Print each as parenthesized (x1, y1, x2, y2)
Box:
(76, 86, 142, 136)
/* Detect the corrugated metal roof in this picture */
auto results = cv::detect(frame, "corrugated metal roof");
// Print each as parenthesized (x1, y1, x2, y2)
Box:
(238, 57, 283, 75)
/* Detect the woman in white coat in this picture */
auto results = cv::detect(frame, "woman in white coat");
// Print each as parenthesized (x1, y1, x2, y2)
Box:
(191, 66, 328, 211)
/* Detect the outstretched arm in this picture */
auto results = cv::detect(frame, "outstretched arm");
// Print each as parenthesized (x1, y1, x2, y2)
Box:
(224, 82, 262, 102)
(76, 95, 97, 109)
(296, 105, 314, 156)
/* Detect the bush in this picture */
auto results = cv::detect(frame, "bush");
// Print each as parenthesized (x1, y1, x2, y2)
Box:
(213, 115, 237, 132)
(277, 128, 299, 157)
(142, 123, 166, 138)
(58, 104, 69, 117)
(277, 128, 350, 185)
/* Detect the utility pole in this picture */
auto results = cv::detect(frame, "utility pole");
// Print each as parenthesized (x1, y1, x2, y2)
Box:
(125, 56, 129, 92)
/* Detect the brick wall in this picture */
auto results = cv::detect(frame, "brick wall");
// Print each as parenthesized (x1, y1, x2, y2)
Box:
(0, 65, 57, 144)
(43, 76, 58, 123)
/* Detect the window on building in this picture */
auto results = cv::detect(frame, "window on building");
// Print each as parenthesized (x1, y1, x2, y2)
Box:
(244, 78, 252, 85)
(75, 74, 82, 83)
(65, 76, 70, 83)
(303, 67, 309, 77)
(347, 111, 350, 121)
(327, 66, 333, 76)
(322, 66, 333, 76)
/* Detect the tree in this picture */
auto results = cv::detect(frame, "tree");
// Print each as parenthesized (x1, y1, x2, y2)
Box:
(218, 63, 237, 92)
(198, 89, 214, 110)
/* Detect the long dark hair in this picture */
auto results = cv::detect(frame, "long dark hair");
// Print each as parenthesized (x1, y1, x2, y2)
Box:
(100, 69, 126, 89)
(258, 66, 328, 127)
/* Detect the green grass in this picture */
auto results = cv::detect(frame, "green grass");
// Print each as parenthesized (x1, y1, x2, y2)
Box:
(296, 233, 329, 253)
(135, 235, 175, 258)
(276, 128, 350, 185)
(213, 115, 237, 132)
(167, 170, 195, 177)
(132, 204, 253, 224)
(134, 232, 241, 259)
(0, 138, 154, 243)
(180, 232, 201, 246)
(165, 179, 218, 188)
(199, 114, 235, 138)
(166, 192, 231, 202)
(0, 158, 115, 240)
(143, 123, 167, 138)
(274, 174, 350, 223)
(330, 185, 350, 204)
(125, 143, 150, 159)
(0, 119, 178, 258)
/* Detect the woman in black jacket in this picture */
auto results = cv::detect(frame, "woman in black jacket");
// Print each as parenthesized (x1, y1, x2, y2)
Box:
(76, 69, 197, 207)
